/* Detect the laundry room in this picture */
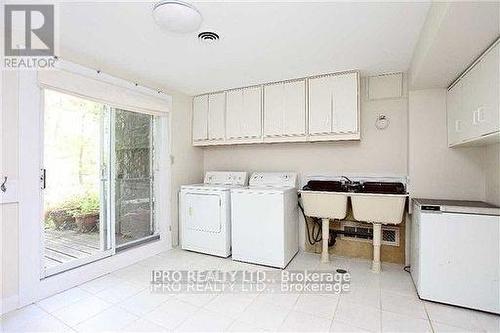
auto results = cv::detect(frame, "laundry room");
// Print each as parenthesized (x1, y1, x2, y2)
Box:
(1, 1, 499, 332)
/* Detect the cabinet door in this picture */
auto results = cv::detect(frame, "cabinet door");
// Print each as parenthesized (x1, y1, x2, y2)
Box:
(226, 89, 243, 139)
(308, 76, 333, 135)
(242, 86, 262, 138)
(264, 83, 284, 137)
(283, 80, 306, 136)
(331, 73, 358, 133)
(447, 83, 463, 146)
(462, 62, 481, 141)
(192, 95, 208, 141)
(208, 92, 225, 140)
(476, 43, 499, 136)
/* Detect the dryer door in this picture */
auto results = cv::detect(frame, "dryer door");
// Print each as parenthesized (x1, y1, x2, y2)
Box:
(185, 193, 221, 233)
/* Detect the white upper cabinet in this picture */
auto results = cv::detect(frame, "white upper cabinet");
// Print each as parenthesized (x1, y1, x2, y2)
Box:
(264, 83, 283, 137)
(264, 80, 306, 139)
(447, 42, 499, 147)
(309, 76, 332, 135)
(226, 89, 243, 140)
(208, 92, 225, 141)
(447, 82, 462, 146)
(283, 80, 307, 136)
(192, 70, 360, 146)
(309, 72, 359, 139)
(192, 95, 208, 142)
(475, 43, 499, 136)
(242, 86, 262, 139)
(332, 73, 358, 133)
(226, 86, 262, 141)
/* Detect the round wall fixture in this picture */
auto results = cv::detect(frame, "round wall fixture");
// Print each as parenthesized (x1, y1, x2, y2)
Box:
(375, 114, 390, 130)
(198, 31, 220, 43)
(153, 1, 202, 33)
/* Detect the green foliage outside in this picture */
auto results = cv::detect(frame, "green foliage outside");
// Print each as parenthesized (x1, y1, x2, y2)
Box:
(45, 192, 100, 229)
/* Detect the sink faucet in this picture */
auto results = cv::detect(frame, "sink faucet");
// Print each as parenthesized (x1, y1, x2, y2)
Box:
(341, 176, 353, 184)
(341, 176, 362, 192)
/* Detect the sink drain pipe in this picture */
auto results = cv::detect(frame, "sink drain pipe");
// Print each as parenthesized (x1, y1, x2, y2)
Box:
(321, 218, 330, 263)
(371, 223, 382, 273)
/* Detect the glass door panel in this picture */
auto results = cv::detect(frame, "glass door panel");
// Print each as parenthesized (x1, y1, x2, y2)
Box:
(112, 108, 155, 247)
(42, 89, 112, 277)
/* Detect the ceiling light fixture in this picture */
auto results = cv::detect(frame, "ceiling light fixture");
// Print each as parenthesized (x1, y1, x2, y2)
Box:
(153, 1, 202, 34)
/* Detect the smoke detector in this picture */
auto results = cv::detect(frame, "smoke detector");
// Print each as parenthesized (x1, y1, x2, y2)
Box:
(153, 1, 202, 34)
(198, 31, 220, 43)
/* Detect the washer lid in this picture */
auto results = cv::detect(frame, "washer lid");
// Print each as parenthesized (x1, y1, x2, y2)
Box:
(181, 183, 244, 191)
(231, 186, 296, 195)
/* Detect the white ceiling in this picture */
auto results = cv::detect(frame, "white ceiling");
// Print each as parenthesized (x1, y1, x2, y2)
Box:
(409, 2, 500, 89)
(59, 1, 430, 95)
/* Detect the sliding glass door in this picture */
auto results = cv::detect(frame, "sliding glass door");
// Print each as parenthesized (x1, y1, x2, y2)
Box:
(112, 109, 155, 248)
(42, 90, 112, 277)
(42, 89, 158, 277)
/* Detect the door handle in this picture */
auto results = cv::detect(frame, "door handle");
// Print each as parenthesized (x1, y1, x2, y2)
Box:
(40, 169, 46, 190)
(1, 176, 7, 192)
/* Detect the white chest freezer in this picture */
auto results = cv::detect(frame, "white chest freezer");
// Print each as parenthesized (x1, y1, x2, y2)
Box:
(411, 198, 500, 314)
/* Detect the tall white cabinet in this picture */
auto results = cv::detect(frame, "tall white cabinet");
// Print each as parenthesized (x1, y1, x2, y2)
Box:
(308, 72, 360, 141)
(447, 41, 499, 147)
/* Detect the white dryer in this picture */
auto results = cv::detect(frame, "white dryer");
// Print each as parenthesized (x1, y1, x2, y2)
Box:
(180, 171, 248, 257)
(231, 172, 299, 268)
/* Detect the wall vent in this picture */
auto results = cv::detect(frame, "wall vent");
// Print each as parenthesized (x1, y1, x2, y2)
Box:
(341, 221, 400, 247)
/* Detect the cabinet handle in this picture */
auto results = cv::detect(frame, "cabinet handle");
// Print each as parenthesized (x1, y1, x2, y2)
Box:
(472, 110, 479, 125)
(477, 107, 485, 123)
(455, 120, 462, 132)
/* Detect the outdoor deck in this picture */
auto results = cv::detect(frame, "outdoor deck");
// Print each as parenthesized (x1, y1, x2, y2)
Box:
(44, 229, 101, 269)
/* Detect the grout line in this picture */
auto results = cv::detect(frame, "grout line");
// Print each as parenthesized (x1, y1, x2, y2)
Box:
(422, 302, 436, 333)
(379, 280, 383, 333)
(33, 303, 75, 331)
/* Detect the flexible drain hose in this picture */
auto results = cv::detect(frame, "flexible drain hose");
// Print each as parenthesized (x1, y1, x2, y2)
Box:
(298, 195, 323, 245)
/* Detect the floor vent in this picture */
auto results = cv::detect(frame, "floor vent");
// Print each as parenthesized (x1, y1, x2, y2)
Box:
(341, 221, 400, 246)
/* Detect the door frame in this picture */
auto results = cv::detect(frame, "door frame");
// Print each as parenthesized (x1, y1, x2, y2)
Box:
(18, 69, 172, 307)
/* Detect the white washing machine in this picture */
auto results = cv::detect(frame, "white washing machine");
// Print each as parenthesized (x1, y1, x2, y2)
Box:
(180, 171, 248, 257)
(231, 172, 299, 268)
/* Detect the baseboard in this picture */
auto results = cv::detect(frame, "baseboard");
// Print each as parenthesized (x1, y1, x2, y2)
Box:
(1, 295, 19, 315)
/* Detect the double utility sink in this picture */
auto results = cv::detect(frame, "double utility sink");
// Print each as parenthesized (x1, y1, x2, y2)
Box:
(301, 180, 407, 224)
(299, 179, 408, 272)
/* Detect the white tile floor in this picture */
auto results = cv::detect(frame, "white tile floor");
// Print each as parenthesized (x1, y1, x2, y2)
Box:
(1, 249, 499, 332)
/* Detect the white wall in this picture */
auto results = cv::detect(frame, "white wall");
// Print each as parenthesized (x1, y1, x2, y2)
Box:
(0, 70, 202, 312)
(408, 89, 486, 200)
(204, 77, 409, 248)
(169, 92, 204, 246)
(204, 78, 408, 178)
(2, 71, 20, 312)
(484, 143, 500, 206)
